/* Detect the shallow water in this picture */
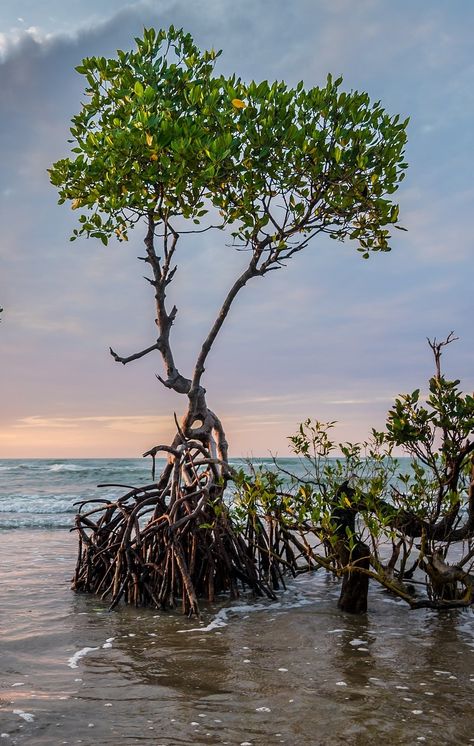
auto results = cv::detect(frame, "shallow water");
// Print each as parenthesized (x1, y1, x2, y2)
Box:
(1, 530, 474, 745)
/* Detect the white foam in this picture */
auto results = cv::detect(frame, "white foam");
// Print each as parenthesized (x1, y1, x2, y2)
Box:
(178, 607, 230, 633)
(67, 646, 100, 668)
(177, 596, 312, 633)
(49, 463, 84, 472)
(13, 710, 34, 723)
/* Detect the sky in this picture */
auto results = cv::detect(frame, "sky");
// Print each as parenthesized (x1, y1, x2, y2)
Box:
(0, 0, 473, 458)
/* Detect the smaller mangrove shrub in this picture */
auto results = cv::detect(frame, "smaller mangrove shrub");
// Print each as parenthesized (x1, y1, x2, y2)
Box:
(232, 335, 474, 613)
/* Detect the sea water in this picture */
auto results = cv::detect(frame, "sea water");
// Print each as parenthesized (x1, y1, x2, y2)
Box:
(0, 458, 162, 529)
(0, 459, 473, 745)
(0, 457, 310, 530)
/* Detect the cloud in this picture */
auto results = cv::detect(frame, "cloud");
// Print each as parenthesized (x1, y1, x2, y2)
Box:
(15, 414, 171, 432)
(231, 393, 311, 406)
(0, 25, 54, 60)
(8, 310, 85, 335)
(401, 189, 474, 263)
(325, 397, 395, 406)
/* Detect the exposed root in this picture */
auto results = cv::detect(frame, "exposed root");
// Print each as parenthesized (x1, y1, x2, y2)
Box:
(72, 438, 299, 616)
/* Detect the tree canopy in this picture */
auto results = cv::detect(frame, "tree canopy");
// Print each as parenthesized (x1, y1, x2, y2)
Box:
(50, 25, 408, 261)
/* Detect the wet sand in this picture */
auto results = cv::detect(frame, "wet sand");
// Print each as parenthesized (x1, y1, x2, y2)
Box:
(1, 529, 474, 745)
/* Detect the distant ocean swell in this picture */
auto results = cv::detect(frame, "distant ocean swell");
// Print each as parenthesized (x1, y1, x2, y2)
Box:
(0, 457, 290, 530)
(0, 457, 410, 530)
(0, 458, 160, 530)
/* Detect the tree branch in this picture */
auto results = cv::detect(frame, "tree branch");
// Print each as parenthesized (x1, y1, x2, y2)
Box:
(428, 331, 459, 378)
(109, 342, 161, 365)
(143, 212, 191, 396)
(190, 260, 260, 393)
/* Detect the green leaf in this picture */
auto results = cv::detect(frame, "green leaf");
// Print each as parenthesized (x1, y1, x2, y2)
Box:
(143, 85, 155, 102)
(50, 25, 408, 268)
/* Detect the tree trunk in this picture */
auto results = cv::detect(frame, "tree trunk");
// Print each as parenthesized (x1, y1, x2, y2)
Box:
(332, 482, 370, 613)
(337, 540, 370, 613)
(71, 396, 289, 615)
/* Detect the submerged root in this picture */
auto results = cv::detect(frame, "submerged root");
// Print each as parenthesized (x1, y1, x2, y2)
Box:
(72, 438, 303, 615)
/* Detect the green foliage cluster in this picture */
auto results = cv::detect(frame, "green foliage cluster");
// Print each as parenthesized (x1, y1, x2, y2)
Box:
(233, 419, 398, 552)
(385, 368, 474, 520)
(49, 26, 408, 257)
(232, 342, 474, 607)
(388, 377, 474, 463)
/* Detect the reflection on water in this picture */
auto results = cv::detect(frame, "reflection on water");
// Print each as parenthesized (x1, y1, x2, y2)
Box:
(1, 530, 474, 745)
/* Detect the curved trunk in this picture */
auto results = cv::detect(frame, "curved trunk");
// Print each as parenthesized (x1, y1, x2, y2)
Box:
(181, 387, 229, 466)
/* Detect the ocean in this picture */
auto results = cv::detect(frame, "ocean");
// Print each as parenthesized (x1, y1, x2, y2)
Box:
(0, 458, 169, 530)
(1, 459, 474, 745)
(0, 457, 307, 530)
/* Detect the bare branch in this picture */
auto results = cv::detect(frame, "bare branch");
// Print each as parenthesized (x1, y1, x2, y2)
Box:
(109, 342, 161, 365)
(156, 371, 191, 394)
(173, 223, 225, 235)
(143, 444, 181, 458)
(191, 260, 260, 392)
(428, 331, 459, 378)
(141, 213, 191, 395)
